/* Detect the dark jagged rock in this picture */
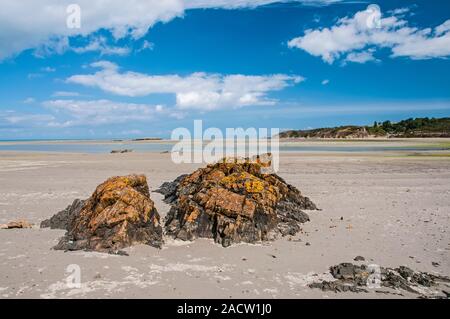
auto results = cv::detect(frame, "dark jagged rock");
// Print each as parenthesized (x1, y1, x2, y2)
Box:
(309, 262, 450, 298)
(53, 174, 163, 254)
(40, 199, 85, 230)
(155, 174, 187, 204)
(159, 157, 317, 247)
(309, 280, 368, 293)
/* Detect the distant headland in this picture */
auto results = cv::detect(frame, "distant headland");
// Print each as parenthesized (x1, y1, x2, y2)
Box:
(279, 117, 450, 139)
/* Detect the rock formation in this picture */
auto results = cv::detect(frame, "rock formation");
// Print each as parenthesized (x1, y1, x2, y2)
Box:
(309, 262, 450, 297)
(157, 157, 317, 247)
(52, 174, 162, 254)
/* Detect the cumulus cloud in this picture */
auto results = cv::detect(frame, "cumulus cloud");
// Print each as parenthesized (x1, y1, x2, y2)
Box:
(0, 111, 56, 127)
(71, 36, 131, 56)
(0, 0, 341, 61)
(1, 99, 185, 132)
(0, 0, 184, 60)
(66, 61, 304, 110)
(42, 99, 167, 127)
(288, 5, 450, 64)
(345, 49, 378, 64)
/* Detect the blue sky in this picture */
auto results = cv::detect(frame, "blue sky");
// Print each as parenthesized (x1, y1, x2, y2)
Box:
(0, 0, 449, 139)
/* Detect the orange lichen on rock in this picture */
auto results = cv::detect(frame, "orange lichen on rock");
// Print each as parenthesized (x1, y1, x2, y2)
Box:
(158, 157, 317, 247)
(54, 174, 162, 254)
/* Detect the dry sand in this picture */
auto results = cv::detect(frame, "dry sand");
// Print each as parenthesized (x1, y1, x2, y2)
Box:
(0, 149, 449, 299)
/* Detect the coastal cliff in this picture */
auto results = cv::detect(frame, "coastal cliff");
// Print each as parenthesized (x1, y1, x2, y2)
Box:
(279, 117, 450, 139)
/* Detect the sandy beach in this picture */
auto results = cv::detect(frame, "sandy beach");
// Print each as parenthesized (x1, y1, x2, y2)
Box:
(0, 142, 449, 299)
(1, 0, 450, 307)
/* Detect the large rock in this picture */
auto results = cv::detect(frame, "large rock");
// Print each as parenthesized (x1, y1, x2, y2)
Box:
(54, 174, 162, 253)
(157, 158, 317, 247)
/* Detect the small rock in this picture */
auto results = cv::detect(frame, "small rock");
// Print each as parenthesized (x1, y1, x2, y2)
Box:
(354, 256, 365, 262)
(432, 262, 440, 267)
(110, 149, 133, 154)
(305, 242, 311, 246)
(0, 219, 33, 229)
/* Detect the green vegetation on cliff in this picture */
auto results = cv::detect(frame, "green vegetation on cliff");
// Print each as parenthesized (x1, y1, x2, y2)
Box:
(279, 117, 450, 139)
(367, 117, 450, 137)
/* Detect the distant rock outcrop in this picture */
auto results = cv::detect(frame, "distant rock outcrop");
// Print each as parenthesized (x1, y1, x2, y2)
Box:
(52, 174, 162, 254)
(157, 158, 317, 247)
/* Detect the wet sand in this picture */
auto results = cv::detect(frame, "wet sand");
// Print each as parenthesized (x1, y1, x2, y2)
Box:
(0, 150, 449, 298)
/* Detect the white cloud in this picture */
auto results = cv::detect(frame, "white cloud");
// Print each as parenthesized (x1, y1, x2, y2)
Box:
(184, 0, 341, 9)
(288, 5, 450, 64)
(41, 67, 56, 72)
(27, 73, 44, 79)
(66, 61, 304, 110)
(71, 36, 131, 56)
(321, 79, 329, 85)
(388, 7, 410, 16)
(52, 91, 81, 97)
(0, 0, 184, 60)
(138, 40, 155, 52)
(26, 67, 57, 80)
(42, 99, 167, 127)
(345, 49, 377, 64)
(23, 97, 36, 104)
(1, 112, 56, 125)
(1, 98, 183, 131)
(0, 0, 342, 61)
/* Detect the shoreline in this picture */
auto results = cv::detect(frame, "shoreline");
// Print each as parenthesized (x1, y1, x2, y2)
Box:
(0, 138, 449, 155)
